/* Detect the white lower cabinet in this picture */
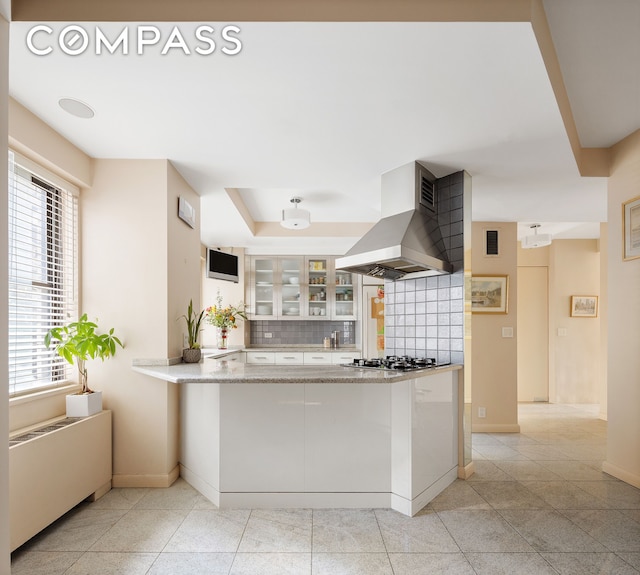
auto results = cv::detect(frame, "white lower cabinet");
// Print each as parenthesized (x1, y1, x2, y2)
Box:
(305, 384, 391, 492)
(274, 352, 304, 365)
(220, 384, 305, 492)
(331, 351, 361, 364)
(303, 352, 332, 365)
(245, 351, 276, 364)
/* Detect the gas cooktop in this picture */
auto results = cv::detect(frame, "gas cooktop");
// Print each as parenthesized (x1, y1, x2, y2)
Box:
(343, 355, 449, 372)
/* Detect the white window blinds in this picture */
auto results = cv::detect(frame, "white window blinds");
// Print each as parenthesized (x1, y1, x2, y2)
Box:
(8, 151, 79, 396)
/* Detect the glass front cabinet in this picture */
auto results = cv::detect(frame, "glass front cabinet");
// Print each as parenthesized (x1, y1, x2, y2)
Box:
(247, 256, 358, 320)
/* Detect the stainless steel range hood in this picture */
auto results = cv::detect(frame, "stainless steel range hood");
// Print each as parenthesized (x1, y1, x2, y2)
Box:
(335, 162, 452, 280)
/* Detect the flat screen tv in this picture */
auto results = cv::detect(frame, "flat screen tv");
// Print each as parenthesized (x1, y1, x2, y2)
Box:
(207, 249, 239, 283)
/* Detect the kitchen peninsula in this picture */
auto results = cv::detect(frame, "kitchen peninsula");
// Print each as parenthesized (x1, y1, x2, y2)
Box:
(134, 356, 462, 517)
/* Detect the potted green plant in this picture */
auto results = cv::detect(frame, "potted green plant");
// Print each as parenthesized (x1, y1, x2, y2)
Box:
(180, 299, 205, 363)
(44, 314, 123, 417)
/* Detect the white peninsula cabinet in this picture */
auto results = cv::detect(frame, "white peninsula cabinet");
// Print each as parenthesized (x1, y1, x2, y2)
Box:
(246, 255, 359, 320)
(176, 367, 460, 516)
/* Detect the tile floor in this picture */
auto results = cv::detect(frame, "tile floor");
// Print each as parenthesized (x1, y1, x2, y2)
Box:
(11, 403, 640, 574)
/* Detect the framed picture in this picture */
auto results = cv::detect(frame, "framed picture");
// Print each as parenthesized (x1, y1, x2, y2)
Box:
(178, 196, 196, 228)
(570, 295, 598, 318)
(623, 195, 640, 260)
(471, 275, 509, 314)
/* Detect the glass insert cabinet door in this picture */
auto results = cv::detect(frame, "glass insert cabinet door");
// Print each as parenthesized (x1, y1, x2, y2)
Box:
(252, 257, 275, 318)
(307, 257, 328, 318)
(280, 257, 303, 318)
(334, 269, 355, 318)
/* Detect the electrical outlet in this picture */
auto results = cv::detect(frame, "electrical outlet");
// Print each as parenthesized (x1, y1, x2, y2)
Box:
(478, 407, 486, 418)
(264, 332, 272, 338)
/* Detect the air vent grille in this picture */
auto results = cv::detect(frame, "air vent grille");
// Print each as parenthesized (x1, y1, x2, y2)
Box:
(485, 230, 499, 256)
(419, 174, 435, 213)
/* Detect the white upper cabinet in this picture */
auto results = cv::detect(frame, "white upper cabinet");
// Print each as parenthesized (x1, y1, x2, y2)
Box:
(247, 256, 359, 320)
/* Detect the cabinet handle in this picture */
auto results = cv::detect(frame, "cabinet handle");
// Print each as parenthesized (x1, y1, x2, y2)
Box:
(311, 356, 325, 360)
(283, 356, 296, 360)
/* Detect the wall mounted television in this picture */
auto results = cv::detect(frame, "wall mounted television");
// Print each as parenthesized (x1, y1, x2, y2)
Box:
(207, 249, 239, 283)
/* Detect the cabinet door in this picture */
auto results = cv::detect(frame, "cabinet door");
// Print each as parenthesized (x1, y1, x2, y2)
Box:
(279, 257, 304, 319)
(303, 352, 332, 365)
(250, 257, 277, 318)
(333, 269, 358, 320)
(305, 257, 329, 319)
(245, 351, 276, 364)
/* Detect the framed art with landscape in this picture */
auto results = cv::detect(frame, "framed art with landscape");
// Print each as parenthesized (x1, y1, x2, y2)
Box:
(471, 275, 508, 314)
(623, 195, 640, 261)
(570, 295, 598, 318)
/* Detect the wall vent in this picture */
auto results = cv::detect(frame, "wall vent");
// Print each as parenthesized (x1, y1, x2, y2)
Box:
(418, 168, 436, 214)
(485, 229, 499, 256)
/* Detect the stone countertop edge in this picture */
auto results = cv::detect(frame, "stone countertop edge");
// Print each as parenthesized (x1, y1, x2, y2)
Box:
(131, 361, 462, 385)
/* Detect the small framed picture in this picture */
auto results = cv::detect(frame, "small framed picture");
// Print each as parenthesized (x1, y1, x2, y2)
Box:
(471, 275, 509, 314)
(623, 195, 640, 261)
(178, 196, 195, 228)
(570, 295, 598, 318)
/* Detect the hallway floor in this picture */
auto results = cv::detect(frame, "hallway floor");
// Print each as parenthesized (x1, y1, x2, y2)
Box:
(11, 403, 640, 574)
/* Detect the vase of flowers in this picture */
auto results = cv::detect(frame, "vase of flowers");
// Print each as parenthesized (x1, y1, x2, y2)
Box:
(206, 291, 247, 349)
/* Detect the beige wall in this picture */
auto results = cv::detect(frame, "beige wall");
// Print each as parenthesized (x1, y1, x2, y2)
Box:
(603, 129, 640, 488)
(548, 240, 601, 403)
(519, 241, 604, 406)
(82, 159, 199, 486)
(0, 13, 9, 573)
(471, 222, 519, 432)
(599, 223, 608, 420)
(200, 248, 247, 349)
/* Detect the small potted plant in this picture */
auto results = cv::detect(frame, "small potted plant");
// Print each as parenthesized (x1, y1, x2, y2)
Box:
(180, 299, 205, 362)
(44, 314, 124, 417)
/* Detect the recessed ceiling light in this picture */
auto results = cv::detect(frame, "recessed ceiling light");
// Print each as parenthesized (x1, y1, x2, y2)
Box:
(58, 98, 95, 119)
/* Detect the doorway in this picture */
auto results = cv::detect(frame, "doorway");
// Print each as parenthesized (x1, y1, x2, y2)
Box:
(517, 266, 549, 402)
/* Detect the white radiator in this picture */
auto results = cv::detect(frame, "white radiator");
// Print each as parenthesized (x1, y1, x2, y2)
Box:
(9, 410, 112, 551)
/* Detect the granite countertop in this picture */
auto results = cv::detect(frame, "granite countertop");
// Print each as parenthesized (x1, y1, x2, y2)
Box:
(132, 357, 461, 384)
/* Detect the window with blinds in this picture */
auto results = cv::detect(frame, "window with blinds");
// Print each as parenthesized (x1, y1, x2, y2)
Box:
(8, 151, 79, 396)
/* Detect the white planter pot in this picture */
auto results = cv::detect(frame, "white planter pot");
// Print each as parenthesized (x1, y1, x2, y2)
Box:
(66, 391, 102, 417)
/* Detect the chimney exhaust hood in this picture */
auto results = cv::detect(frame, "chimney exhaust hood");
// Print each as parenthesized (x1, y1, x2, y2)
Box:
(335, 162, 453, 280)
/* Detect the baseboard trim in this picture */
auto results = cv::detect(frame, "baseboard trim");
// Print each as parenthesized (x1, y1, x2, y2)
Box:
(472, 423, 521, 433)
(602, 461, 640, 489)
(458, 461, 475, 480)
(112, 464, 180, 488)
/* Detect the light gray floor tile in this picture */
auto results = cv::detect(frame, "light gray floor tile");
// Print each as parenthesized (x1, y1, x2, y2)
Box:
(436, 510, 534, 552)
(512, 444, 572, 460)
(10, 550, 82, 575)
(472, 444, 527, 461)
(64, 552, 158, 574)
(231, 552, 311, 575)
(499, 509, 607, 552)
(164, 509, 250, 552)
(133, 478, 200, 510)
(572, 481, 640, 509)
(27, 508, 127, 552)
(148, 552, 234, 574)
(428, 479, 491, 511)
(89, 509, 188, 552)
(541, 552, 640, 575)
(493, 460, 564, 481)
(521, 480, 610, 510)
(465, 552, 558, 575)
(617, 552, 640, 571)
(537, 460, 614, 481)
(389, 552, 475, 575)
(488, 432, 540, 446)
(89, 487, 149, 510)
(466, 460, 515, 482)
(562, 509, 640, 551)
(238, 508, 312, 552)
(472, 433, 504, 446)
(312, 509, 386, 552)
(192, 493, 218, 510)
(470, 481, 551, 509)
(312, 552, 392, 575)
(374, 508, 459, 553)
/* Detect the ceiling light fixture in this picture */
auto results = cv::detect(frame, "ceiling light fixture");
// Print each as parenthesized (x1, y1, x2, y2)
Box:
(281, 197, 310, 230)
(521, 223, 552, 249)
(58, 98, 95, 119)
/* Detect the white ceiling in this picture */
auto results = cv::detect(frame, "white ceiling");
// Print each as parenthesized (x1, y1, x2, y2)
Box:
(8, 2, 639, 253)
